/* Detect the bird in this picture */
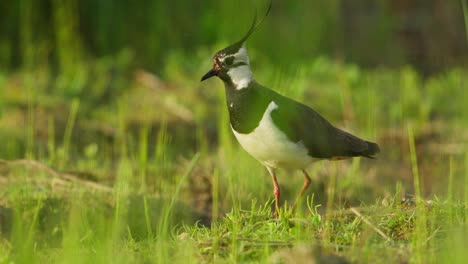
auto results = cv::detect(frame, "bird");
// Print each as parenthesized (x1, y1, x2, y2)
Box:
(201, 2, 380, 213)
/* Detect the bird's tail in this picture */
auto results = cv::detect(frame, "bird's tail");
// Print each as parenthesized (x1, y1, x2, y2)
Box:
(361, 141, 380, 159)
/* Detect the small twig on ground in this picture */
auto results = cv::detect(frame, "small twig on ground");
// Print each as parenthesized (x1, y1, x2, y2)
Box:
(423, 226, 441, 246)
(350, 207, 392, 242)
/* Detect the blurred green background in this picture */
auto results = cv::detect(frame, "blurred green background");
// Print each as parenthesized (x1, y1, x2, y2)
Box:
(1, 0, 467, 72)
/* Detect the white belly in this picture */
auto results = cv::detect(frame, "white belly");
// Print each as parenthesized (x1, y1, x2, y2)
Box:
(231, 101, 315, 169)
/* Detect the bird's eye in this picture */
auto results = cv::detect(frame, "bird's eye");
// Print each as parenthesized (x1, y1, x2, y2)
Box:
(224, 57, 234, 66)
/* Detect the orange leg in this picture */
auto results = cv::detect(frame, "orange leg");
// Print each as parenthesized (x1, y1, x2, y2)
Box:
(267, 167, 280, 214)
(292, 170, 311, 210)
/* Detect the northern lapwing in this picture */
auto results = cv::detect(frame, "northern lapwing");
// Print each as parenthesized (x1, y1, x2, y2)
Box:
(201, 3, 380, 213)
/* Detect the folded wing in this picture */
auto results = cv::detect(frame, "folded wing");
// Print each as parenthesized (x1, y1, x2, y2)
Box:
(269, 91, 380, 159)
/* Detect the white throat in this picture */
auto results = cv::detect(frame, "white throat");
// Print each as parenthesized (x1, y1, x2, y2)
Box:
(227, 65, 253, 90)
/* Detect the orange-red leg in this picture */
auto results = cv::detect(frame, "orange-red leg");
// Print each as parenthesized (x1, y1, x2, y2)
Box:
(267, 167, 280, 214)
(292, 170, 311, 210)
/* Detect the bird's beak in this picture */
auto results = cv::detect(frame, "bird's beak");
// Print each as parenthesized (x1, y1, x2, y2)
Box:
(201, 68, 218, 81)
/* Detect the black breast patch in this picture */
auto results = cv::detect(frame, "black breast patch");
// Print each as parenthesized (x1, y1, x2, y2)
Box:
(225, 82, 273, 134)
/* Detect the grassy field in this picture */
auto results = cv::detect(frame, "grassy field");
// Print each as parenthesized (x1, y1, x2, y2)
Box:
(1, 54, 467, 263)
(1, 1, 468, 263)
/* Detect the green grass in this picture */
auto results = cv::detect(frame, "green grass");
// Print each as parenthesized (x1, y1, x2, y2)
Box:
(0, 1, 467, 261)
(1, 53, 467, 262)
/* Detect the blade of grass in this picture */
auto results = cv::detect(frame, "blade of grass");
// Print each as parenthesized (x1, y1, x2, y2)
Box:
(161, 152, 201, 231)
(138, 125, 149, 192)
(465, 153, 468, 222)
(448, 156, 454, 225)
(212, 168, 219, 222)
(461, 0, 468, 45)
(157, 152, 200, 262)
(143, 195, 153, 239)
(47, 115, 56, 165)
(25, 73, 35, 160)
(408, 123, 428, 264)
(60, 98, 80, 168)
(407, 123, 421, 200)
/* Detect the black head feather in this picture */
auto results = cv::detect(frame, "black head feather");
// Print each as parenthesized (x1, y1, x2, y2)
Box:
(218, 0, 272, 56)
(201, 0, 272, 82)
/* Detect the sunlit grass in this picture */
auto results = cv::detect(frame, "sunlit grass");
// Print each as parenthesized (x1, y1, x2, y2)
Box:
(1, 55, 467, 262)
